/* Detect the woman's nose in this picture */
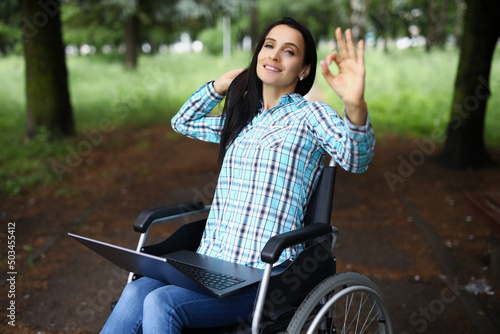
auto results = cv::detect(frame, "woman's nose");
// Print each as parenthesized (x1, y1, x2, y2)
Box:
(269, 51, 279, 61)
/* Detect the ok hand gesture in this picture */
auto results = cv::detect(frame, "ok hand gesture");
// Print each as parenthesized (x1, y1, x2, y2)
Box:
(320, 28, 367, 125)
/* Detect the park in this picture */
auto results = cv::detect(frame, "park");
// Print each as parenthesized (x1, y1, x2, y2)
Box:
(1, 0, 500, 333)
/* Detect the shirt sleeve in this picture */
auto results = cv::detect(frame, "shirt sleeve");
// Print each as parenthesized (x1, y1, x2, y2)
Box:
(306, 101, 375, 173)
(171, 81, 225, 144)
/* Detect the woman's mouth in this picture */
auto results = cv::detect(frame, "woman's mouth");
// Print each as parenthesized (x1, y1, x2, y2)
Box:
(264, 65, 282, 73)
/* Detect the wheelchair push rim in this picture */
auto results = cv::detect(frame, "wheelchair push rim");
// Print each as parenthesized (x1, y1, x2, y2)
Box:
(286, 272, 393, 334)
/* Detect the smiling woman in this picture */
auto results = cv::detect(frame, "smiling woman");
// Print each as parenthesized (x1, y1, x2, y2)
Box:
(256, 24, 311, 107)
(214, 18, 319, 162)
(101, 17, 375, 333)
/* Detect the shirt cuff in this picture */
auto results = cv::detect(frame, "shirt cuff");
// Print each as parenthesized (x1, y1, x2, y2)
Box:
(207, 80, 225, 100)
(343, 110, 373, 140)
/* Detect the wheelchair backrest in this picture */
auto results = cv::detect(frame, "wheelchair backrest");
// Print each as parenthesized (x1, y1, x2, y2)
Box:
(303, 165, 337, 227)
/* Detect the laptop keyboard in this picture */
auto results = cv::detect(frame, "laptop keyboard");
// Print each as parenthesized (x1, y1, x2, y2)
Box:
(168, 260, 246, 290)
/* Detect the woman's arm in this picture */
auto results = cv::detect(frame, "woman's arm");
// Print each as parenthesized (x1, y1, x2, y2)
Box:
(307, 101, 375, 174)
(171, 82, 225, 143)
(172, 69, 246, 143)
(213, 68, 246, 95)
(320, 28, 367, 126)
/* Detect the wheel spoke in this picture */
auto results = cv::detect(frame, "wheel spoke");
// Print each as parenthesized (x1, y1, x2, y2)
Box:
(358, 293, 375, 333)
(287, 272, 392, 334)
(343, 291, 369, 333)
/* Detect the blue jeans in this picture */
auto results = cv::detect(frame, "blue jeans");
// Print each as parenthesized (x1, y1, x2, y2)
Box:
(101, 277, 259, 334)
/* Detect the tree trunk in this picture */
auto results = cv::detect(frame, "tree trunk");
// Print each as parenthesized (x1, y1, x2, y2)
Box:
(349, 0, 371, 43)
(426, 0, 437, 51)
(125, 13, 139, 70)
(250, 0, 258, 49)
(435, 0, 448, 48)
(22, 0, 74, 138)
(437, 0, 500, 169)
(371, 0, 389, 53)
(426, 0, 448, 51)
(379, 0, 389, 53)
(453, 0, 464, 47)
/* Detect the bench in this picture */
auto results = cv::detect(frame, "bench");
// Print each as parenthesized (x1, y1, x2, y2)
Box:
(465, 191, 500, 282)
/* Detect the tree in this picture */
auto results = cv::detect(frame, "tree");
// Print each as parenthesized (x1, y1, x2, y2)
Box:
(349, 0, 371, 43)
(370, 0, 390, 52)
(437, 0, 500, 169)
(452, 0, 464, 47)
(124, 12, 139, 69)
(101, 0, 243, 69)
(21, 0, 74, 138)
(249, 0, 258, 48)
(62, 1, 126, 55)
(425, 0, 448, 51)
(259, 0, 344, 42)
(0, 0, 22, 55)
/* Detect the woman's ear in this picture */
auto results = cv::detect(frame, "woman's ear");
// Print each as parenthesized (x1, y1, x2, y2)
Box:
(301, 64, 311, 80)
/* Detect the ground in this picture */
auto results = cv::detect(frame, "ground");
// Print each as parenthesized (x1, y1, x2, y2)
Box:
(1, 122, 500, 333)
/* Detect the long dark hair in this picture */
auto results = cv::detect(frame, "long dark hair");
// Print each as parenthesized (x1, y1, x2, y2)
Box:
(218, 17, 317, 162)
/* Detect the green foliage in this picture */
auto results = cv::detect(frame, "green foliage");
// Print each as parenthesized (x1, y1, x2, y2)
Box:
(259, 0, 343, 40)
(0, 51, 248, 196)
(0, 22, 22, 55)
(0, 47, 499, 196)
(0, 0, 21, 55)
(62, 1, 126, 50)
(198, 27, 223, 55)
(59, 0, 246, 56)
(317, 47, 500, 142)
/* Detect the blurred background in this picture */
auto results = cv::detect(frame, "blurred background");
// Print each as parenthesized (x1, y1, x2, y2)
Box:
(0, 0, 499, 196)
(1, 1, 500, 333)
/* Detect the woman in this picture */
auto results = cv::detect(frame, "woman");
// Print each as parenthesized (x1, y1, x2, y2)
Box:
(101, 17, 374, 333)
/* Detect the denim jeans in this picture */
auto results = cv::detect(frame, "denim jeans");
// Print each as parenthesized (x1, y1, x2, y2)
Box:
(101, 277, 259, 334)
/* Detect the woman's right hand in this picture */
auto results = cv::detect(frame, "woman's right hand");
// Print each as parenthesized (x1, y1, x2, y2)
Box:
(213, 68, 246, 95)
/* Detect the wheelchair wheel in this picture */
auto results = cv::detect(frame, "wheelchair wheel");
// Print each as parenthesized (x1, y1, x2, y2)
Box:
(286, 272, 392, 334)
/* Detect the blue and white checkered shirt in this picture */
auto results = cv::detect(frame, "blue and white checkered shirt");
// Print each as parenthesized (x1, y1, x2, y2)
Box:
(172, 82, 375, 269)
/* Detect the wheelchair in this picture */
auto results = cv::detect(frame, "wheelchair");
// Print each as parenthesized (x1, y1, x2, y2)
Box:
(125, 160, 393, 334)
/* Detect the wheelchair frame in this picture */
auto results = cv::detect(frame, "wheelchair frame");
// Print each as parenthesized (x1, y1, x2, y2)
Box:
(126, 160, 393, 334)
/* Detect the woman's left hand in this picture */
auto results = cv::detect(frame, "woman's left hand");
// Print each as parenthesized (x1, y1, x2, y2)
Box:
(320, 27, 367, 125)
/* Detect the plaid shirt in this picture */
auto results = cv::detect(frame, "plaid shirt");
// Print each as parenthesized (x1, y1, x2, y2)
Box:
(172, 82, 375, 269)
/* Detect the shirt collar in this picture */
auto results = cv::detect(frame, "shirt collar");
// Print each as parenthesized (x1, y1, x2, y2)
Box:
(258, 93, 305, 113)
(280, 93, 304, 104)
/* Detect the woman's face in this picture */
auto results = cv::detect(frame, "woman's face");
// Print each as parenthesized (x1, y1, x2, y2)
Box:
(256, 24, 310, 94)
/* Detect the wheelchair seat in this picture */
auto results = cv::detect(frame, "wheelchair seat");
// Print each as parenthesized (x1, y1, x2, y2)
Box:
(126, 161, 393, 334)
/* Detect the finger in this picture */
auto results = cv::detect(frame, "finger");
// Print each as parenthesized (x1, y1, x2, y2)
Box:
(335, 27, 347, 58)
(331, 52, 343, 66)
(320, 60, 334, 82)
(324, 51, 339, 67)
(344, 29, 357, 59)
(326, 51, 344, 70)
(357, 39, 365, 64)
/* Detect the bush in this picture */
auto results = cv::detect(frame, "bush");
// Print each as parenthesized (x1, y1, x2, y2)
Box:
(197, 27, 223, 55)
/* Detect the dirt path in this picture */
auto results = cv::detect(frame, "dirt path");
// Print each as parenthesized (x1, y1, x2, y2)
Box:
(1, 123, 500, 333)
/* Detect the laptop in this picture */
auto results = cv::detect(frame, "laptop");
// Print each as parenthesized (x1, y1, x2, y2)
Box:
(68, 233, 263, 298)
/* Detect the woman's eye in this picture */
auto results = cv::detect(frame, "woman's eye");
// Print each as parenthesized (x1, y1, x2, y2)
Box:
(285, 50, 295, 56)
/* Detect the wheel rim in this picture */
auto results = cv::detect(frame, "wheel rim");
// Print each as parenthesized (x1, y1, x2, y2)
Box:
(306, 285, 389, 334)
(286, 272, 392, 334)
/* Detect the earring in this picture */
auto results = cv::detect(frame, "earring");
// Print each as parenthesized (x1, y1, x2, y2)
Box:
(300, 76, 304, 81)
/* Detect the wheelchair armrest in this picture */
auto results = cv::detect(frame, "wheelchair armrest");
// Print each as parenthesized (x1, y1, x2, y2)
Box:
(260, 223, 333, 264)
(133, 201, 205, 233)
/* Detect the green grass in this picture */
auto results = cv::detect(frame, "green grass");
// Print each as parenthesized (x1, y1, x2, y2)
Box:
(0, 47, 499, 196)
(68, 52, 251, 128)
(0, 52, 250, 195)
(317, 47, 500, 143)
